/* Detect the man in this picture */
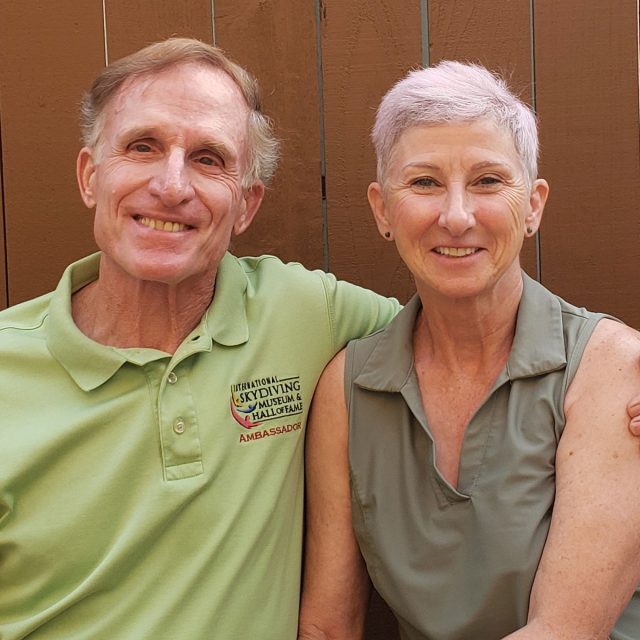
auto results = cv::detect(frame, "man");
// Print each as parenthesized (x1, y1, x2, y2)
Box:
(0, 39, 399, 639)
(0, 38, 638, 640)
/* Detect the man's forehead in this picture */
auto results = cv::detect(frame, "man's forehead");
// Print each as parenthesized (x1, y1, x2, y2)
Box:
(111, 62, 249, 113)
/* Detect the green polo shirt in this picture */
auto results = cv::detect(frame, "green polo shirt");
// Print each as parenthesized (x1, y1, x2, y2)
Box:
(0, 252, 400, 640)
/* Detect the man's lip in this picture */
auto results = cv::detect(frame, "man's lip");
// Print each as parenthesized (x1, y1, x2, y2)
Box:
(134, 215, 194, 232)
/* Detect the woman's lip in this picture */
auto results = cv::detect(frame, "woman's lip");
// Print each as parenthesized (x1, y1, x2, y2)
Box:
(433, 246, 480, 257)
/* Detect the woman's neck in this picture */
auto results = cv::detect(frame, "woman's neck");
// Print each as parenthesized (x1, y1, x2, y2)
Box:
(413, 271, 523, 375)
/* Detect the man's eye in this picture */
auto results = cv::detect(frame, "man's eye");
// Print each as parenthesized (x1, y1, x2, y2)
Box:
(196, 154, 222, 168)
(131, 143, 152, 153)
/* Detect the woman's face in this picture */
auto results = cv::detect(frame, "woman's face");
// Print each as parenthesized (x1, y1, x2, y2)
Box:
(368, 119, 548, 302)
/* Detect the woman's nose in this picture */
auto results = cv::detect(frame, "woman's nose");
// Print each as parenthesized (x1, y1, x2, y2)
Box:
(438, 187, 475, 236)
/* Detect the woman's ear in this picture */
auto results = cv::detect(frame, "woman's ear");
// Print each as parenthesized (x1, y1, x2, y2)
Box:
(368, 182, 393, 240)
(525, 178, 550, 235)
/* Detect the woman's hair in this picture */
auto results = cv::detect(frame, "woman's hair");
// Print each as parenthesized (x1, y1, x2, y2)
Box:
(372, 61, 539, 186)
(80, 37, 279, 187)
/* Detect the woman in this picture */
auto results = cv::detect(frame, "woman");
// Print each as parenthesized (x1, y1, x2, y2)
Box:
(299, 62, 640, 639)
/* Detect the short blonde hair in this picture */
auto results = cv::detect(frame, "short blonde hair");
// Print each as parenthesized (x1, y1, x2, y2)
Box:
(80, 37, 279, 186)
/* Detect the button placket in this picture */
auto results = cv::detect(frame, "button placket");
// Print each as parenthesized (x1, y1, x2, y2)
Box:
(158, 361, 204, 479)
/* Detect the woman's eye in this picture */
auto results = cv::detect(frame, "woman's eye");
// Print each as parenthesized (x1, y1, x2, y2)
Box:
(478, 176, 501, 186)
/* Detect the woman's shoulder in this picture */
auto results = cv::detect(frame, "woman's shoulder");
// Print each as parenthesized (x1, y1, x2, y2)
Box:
(565, 318, 640, 414)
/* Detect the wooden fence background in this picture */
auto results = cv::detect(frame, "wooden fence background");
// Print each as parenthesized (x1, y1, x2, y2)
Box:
(1, 1, 639, 637)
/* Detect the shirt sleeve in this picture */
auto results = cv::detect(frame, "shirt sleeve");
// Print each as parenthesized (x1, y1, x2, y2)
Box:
(318, 271, 402, 352)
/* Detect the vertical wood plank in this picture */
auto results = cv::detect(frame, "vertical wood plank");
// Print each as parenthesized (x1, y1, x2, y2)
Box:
(322, 5, 421, 635)
(535, 1, 640, 326)
(214, 0, 325, 269)
(105, 0, 214, 60)
(428, 0, 538, 278)
(0, 127, 7, 309)
(322, 0, 423, 303)
(0, 3, 104, 305)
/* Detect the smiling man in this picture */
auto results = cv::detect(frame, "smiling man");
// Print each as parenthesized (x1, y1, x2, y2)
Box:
(0, 39, 400, 640)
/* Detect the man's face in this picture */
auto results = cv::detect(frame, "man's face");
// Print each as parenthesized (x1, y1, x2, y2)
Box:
(77, 63, 264, 288)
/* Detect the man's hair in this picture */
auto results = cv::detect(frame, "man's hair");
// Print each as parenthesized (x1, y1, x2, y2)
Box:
(80, 37, 279, 186)
(372, 60, 539, 186)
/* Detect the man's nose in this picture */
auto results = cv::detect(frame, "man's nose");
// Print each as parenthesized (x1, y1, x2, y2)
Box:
(148, 150, 195, 206)
(438, 186, 475, 236)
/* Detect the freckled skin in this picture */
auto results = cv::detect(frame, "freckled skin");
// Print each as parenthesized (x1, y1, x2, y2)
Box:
(368, 120, 548, 306)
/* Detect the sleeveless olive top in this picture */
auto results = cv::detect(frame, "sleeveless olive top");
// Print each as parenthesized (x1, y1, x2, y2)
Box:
(345, 273, 639, 640)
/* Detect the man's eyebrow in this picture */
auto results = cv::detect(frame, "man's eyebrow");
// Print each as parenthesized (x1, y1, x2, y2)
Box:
(117, 128, 234, 159)
(198, 139, 233, 159)
(118, 126, 160, 143)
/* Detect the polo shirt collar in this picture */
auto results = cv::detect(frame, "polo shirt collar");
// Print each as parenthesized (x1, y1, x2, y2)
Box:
(47, 253, 129, 391)
(354, 272, 566, 393)
(47, 252, 250, 391)
(204, 252, 249, 346)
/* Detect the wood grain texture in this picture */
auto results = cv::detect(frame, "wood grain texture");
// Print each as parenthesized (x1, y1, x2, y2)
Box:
(535, 1, 640, 326)
(428, 0, 538, 278)
(0, 128, 6, 309)
(322, 0, 423, 303)
(105, 0, 214, 60)
(0, 3, 103, 304)
(215, 0, 325, 269)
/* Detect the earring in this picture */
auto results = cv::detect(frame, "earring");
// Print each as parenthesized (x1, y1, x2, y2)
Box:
(526, 226, 533, 235)
(384, 231, 391, 239)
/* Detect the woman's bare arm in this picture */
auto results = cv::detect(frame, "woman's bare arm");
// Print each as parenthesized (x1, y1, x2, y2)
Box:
(503, 320, 640, 639)
(298, 350, 371, 640)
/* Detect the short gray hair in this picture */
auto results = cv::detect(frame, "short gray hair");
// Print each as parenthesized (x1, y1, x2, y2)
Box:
(372, 61, 539, 186)
(80, 37, 280, 187)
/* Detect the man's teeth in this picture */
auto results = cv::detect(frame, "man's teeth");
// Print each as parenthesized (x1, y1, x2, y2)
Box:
(435, 247, 478, 257)
(138, 216, 187, 232)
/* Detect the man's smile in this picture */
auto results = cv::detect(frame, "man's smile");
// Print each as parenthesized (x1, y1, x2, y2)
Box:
(135, 215, 192, 232)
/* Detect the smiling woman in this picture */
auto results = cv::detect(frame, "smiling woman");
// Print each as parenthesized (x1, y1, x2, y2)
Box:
(299, 61, 640, 640)
(367, 118, 547, 305)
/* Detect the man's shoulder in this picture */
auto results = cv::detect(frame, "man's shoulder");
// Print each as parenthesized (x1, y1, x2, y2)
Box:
(236, 254, 326, 283)
(232, 253, 341, 304)
(0, 291, 53, 336)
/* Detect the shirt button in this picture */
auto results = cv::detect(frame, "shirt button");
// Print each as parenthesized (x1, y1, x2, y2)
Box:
(167, 372, 178, 384)
(174, 418, 185, 434)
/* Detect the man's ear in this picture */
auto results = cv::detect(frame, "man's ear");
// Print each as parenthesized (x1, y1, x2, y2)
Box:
(368, 181, 393, 240)
(77, 147, 98, 208)
(233, 181, 265, 236)
(525, 178, 550, 235)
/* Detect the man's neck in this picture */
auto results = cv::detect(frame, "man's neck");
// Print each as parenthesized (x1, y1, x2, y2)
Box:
(71, 261, 216, 354)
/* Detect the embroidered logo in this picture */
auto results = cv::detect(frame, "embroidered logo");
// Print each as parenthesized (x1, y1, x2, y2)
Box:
(230, 375, 304, 443)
